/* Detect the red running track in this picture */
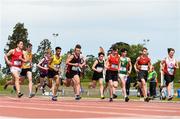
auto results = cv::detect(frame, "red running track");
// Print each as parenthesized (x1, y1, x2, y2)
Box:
(0, 96, 180, 119)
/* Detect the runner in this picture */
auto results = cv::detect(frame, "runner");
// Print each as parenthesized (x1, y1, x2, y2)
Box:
(134, 47, 151, 102)
(148, 66, 157, 99)
(65, 44, 83, 100)
(48, 47, 62, 101)
(161, 48, 179, 100)
(89, 52, 105, 99)
(35, 49, 52, 94)
(105, 48, 120, 102)
(119, 48, 132, 102)
(4, 40, 25, 98)
(20, 43, 35, 98)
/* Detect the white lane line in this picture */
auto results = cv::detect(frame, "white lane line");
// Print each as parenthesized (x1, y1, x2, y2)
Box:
(2, 97, 180, 110)
(0, 105, 157, 118)
(0, 101, 179, 113)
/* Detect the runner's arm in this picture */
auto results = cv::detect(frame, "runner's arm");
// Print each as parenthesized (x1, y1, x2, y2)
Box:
(66, 55, 78, 67)
(134, 57, 140, 72)
(92, 60, 98, 72)
(128, 58, 132, 74)
(37, 58, 48, 70)
(4, 49, 14, 66)
(175, 60, 179, 69)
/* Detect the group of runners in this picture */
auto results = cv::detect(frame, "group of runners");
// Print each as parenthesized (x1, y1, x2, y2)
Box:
(3, 40, 179, 102)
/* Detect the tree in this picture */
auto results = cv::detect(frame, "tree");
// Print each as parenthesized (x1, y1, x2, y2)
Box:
(33, 39, 52, 64)
(4, 23, 30, 53)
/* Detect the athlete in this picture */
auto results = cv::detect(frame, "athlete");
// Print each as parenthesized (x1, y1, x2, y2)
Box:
(134, 47, 151, 102)
(4, 40, 25, 98)
(119, 48, 132, 102)
(35, 49, 52, 94)
(48, 47, 62, 101)
(20, 43, 35, 98)
(65, 44, 83, 100)
(89, 52, 105, 99)
(161, 48, 179, 100)
(105, 48, 120, 102)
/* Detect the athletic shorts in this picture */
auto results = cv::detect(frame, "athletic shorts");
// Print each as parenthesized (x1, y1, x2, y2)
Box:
(10, 66, 21, 74)
(66, 71, 79, 79)
(20, 68, 32, 77)
(164, 74, 174, 86)
(105, 70, 118, 82)
(119, 73, 128, 81)
(40, 71, 48, 78)
(137, 70, 148, 82)
(48, 69, 59, 78)
(92, 72, 103, 81)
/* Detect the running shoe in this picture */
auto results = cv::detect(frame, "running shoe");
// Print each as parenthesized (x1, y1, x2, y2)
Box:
(17, 92, 24, 98)
(125, 97, 129, 102)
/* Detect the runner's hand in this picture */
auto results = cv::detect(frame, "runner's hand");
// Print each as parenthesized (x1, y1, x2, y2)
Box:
(7, 61, 13, 66)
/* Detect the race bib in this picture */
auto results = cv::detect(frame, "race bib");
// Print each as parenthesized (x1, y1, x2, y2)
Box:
(111, 64, 118, 69)
(141, 65, 148, 71)
(14, 60, 21, 66)
(167, 67, 174, 75)
(96, 67, 103, 72)
(120, 67, 127, 72)
(72, 66, 78, 71)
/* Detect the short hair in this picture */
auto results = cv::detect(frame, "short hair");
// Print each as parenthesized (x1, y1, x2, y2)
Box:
(112, 47, 118, 51)
(168, 48, 175, 53)
(142, 47, 148, 51)
(121, 48, 128, 53)
(55, 47, 61, 51)
(16, 40, 23, 45)
(75, 44, 81, 49)
(98, 52, 105, 57)
(27, 43, 32, 48)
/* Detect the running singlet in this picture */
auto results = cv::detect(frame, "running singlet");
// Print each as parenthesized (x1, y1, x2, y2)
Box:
(163, 57, 176, 76)
(137, 56, 150, 71)
(67, 54, 80, 72)
(40, 57, 49, 72)
(95, 59, 104, 72)
(49, 55, 62, 70)
(108, 54, 120, 71)
(11, 49, 23, 68)
(119, 57, 128, 74)
(22, 51, 32, 69)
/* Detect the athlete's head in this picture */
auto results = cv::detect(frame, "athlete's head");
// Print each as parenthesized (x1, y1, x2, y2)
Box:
(74, 44, 81, 56)
(44, 48, 52, 58)
(16, 40, 24, 50)
(142, 47, 148, 56)
(121, 48, 128, 57)
(112, 47, 118, 55)
(26, 43, 32, 52)
(55, 47, 61, 56)
(168, 48, 175, 58)
(98, 52, 105, 61)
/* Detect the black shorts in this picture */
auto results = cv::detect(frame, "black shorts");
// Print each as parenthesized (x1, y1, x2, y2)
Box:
(92, 72, 103, 81)
(137, 70, 148, 82)
(105, 70, 118, 83)
(48, 69, 59, 78)
(66, 71, 79, 79)
(40, 71, 48, 78)
(164, 74, 174, 86)
(20, 68, 32, 77)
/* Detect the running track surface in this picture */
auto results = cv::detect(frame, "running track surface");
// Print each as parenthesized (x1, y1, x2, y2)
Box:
(0, 96, 180, 119)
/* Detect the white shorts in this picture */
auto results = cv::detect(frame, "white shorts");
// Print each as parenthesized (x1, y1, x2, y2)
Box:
(119, 74, 128, 81)
(10, 66, 22, 74)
